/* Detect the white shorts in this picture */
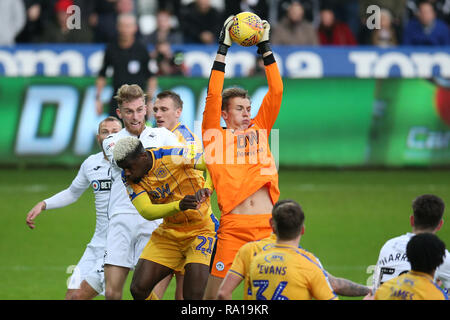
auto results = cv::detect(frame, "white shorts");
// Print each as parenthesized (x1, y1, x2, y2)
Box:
(67, 245, 106, 295)
(67, 217, 108, 295)
(104, 213, 161, 269)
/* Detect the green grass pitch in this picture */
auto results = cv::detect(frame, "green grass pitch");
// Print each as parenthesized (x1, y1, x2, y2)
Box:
(1, 168, 449, 300)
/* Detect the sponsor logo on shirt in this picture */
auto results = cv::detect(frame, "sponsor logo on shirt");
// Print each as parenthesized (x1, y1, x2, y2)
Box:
(92, 179, 112, 191)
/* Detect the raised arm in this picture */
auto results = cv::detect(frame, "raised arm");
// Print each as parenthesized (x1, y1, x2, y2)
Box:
(202, 16, 235, 133)
(254, 21, 283, 131)
(327, 274, 371, 297)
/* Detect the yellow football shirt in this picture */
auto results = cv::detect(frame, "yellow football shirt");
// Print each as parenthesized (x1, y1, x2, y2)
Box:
(249, 244, 338, 300)
(375, 271, 449, 300)
(171, 122, 203, 157)
(229, 234, 277, 299)
(124, 146, 212, 226)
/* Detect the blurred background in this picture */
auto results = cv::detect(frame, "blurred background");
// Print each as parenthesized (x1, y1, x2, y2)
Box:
(0, 0, 449, 300)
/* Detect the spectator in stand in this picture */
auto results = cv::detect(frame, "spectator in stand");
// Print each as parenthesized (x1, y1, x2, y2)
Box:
(358, 0, 407, 45)
(16, 0, 45, 43)
(276, 0, 318, 25)
(157, 0, 182, 19)
(406, 0, 450, 26)
(141, 9, 183, 45)
(39, 0, 93, 43)
(318, 6, 357, 45)
(403, 0, 450, 45)
(224, 0, 269, 20)
(150, 40, 189, 76)
(271, 0, 319, 45)
(371, 8, 398, 47)
(321, 0, 360, 37)
(0, 0, 26, 45)
(179, 0, 222, 44)
(89, 0, 118, 43)
(90, 0, 136, 44)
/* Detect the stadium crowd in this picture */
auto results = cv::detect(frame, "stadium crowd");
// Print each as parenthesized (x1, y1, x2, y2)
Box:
(4, 0, 450, 47)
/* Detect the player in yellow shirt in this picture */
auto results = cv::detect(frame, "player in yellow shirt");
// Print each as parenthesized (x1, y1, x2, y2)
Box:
(153, 90, 203, 156)
(246, 200, 337, 300)
(375, 233, 448, 300)
(218, 231, 370, 300)
(113, 136, 216, 300)
(152, 90, 219, 299)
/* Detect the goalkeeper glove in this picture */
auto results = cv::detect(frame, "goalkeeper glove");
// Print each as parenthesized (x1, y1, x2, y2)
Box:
(257, 20, 271, 55)
(217, 15, 235, 55)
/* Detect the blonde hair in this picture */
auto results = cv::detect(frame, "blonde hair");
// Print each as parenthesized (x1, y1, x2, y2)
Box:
(112, 136, 142, 163)
(114, 84, 147, 107)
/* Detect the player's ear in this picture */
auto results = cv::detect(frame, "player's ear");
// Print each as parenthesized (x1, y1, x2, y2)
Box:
(300, 225, 305, 236)
(116, 107, 122, 119)
(410, 215, 415, 228)
(221, 109, 228, 121)
(269, 218, 275, 232)
(435, 219, 444, 232)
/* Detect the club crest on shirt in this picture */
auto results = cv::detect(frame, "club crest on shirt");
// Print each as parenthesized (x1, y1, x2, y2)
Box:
(155, 167, 167, 179)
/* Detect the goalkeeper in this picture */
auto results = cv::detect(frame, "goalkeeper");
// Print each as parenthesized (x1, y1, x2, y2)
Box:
(201, 16, 284, 299)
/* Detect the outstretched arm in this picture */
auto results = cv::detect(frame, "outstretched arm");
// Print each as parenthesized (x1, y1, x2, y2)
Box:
(26, 163, 90, 229)
(254, 21, 283, 131)
(202, 16, 234, 133)
(327, 274, 371, 297)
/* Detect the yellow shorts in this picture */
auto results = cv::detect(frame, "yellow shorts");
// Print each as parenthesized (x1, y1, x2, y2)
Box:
(140, 218, 216, 272)
(210, 213, 272, 278)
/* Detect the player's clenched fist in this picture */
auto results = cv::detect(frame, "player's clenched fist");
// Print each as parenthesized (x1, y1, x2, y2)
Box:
(195, 188, 212, 204)
(179, 195, 199, 211)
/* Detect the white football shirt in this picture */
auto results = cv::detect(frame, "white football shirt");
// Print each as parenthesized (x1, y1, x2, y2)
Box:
(103, 126, 181, 218)
(375, 232, 450, 293)
(44, 152, 111, 246)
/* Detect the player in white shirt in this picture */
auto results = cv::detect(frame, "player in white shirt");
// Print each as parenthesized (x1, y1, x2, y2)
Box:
(25, 116, 123, 299)
(373, 194, 450, 295)
(102, 84, 181, 300)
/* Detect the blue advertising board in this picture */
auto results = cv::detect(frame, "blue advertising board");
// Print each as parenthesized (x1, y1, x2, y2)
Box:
(0, 44, 448, 78)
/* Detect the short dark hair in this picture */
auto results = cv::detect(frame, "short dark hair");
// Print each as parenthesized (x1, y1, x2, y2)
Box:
(412, 194, 445, 231)
(407, 233, 446, 274)
(156, 90, 183, 110)
(221, 87, 250, 111)
(272, 199, 305, 241)
(98, 116, 122, 133)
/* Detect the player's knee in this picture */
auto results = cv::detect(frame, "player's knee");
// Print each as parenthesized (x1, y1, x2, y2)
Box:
(65, 290, 78, 300)
(105, 287, 122, 300)
(130, 281, 151, 300)
(184, 285, 206, 300)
